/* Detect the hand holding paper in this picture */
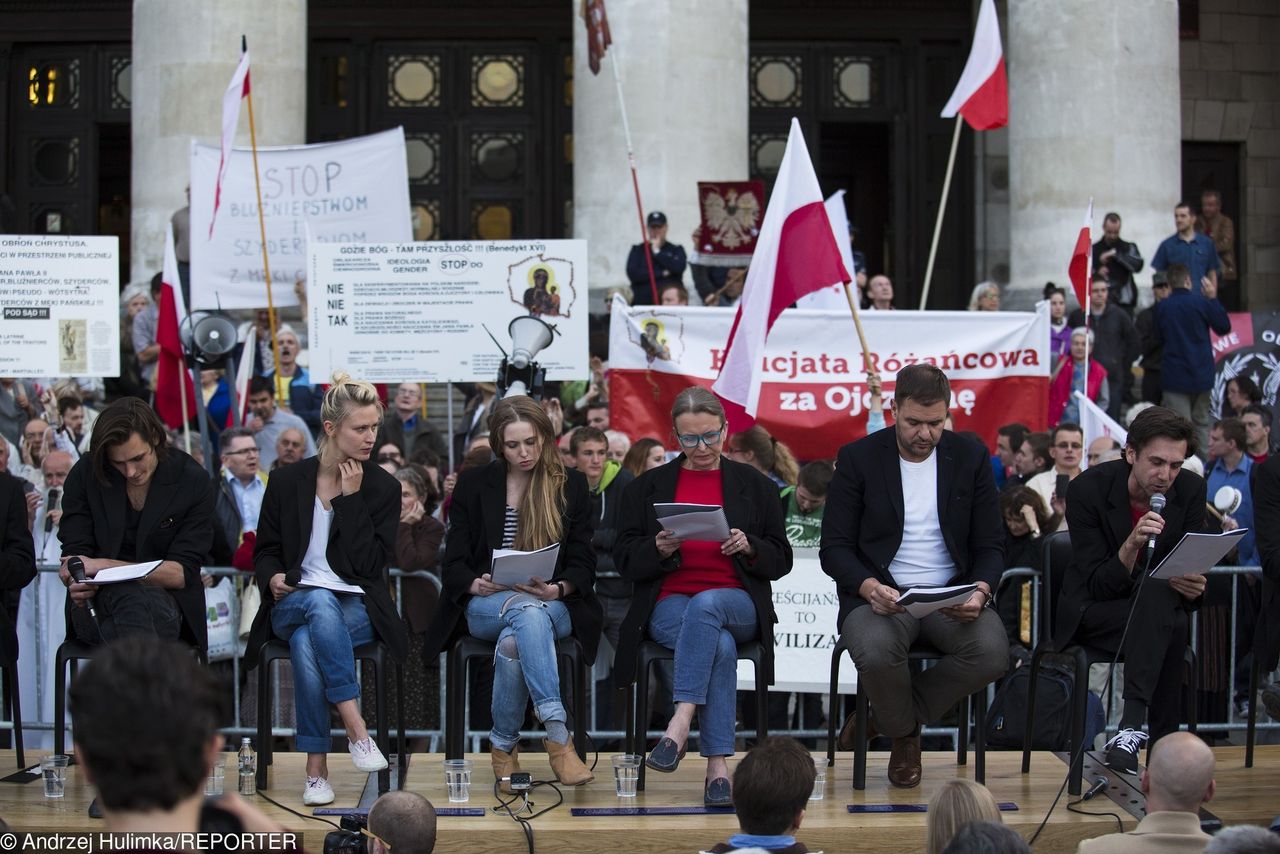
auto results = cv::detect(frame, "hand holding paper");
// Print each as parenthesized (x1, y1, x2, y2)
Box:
(654, 503, 731, 541)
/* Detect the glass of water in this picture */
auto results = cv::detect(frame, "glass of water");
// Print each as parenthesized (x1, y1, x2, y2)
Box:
(205, 756, 225, 796)
(42, 754, 70, 799)
(810, 758, 827, 801)
(443, 759, 473, 803)
(612, 754, 641, 798)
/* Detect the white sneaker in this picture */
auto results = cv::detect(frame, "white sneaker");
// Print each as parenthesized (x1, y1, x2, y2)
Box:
(349, 737, 389, 772)
(302, 776, 335, 806)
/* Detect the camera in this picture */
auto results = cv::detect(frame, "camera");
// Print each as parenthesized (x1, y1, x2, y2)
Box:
(324, 814, 368, 854)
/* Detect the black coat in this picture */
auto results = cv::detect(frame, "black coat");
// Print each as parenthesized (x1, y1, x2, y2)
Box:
(59, 449, 214, 651)
(0, 472, 36, 662)
(612, 456, 792, 687)
(1251, 454, 1280, 671)
(820, 429, 1004, 630)
(423, 460, 603, 664)
(1054, 460, 1204, 649)
(245, 457, 408, 669)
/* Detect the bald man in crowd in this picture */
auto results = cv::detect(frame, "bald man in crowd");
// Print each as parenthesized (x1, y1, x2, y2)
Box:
(1077, 732, 1214, 853)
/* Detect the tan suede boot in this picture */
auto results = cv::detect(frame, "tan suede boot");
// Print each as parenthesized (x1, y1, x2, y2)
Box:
(543, 737, 594, 786)
(491, 744, 521, 795)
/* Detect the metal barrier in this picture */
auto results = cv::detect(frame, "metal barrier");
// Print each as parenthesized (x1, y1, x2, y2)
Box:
(13, 562, 1278, 752)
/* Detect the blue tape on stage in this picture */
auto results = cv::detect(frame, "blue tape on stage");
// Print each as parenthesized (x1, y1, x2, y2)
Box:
(314, 807, 486, 817)
(571, 806, 736, 816)
(848, 803, 1019, 813)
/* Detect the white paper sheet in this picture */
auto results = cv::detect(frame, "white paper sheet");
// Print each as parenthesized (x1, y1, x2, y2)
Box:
(298, 576, 365, 595)
(895, 583, 979, 618)
(84, 560, 162, 585)
(1149, 529, 1249, 579)
(490, 543, 561, 588)
(654, 503, 732, 542)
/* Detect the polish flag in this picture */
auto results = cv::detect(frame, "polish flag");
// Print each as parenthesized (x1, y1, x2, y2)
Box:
(1068, 200, 1094, 313)
(941, 0, 1008, 131)
(155, 228, 196, 430)
(711, 118, 850, 428)
(209, 45, 251, 238)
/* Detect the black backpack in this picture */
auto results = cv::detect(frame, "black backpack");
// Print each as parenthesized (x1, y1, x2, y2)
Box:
(985, 661, 1103, 751)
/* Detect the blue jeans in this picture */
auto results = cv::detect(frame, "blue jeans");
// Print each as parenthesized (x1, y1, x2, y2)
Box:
(648, 588, 758, 757)
(271, 587, 375, 754)
(466, 593, 572, 752)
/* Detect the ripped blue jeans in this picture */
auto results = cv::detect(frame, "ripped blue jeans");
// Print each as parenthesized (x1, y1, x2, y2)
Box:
(465, 592, 572, 752)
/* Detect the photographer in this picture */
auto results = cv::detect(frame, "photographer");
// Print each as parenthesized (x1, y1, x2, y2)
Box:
(365, 790, 437, 854)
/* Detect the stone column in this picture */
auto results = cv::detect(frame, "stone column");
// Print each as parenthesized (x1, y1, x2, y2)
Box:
(1007, 0, 1181, 309)
(131, 0, 307, 283)
(573, 0, 749, 305)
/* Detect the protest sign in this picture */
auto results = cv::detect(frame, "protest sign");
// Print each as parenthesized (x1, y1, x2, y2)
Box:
(307, 239, 589, 383)
(190, 128, 412, 310)
(1211, 311, 1280, 419)
(0, 235, 119, 377)
(608, 298, 1050, 459)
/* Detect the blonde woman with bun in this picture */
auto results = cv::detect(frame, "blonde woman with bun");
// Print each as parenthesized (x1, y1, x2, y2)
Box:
(245, 372, 409, 806)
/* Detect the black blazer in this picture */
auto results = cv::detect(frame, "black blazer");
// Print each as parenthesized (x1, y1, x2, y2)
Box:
(820, 428, 1004, 630)
(59, 450, 214, 651)
(423, 460, 603, 664)
(245, 457, 408, 669)
(1251, 454, 1280, 671)
(611, 456, 792, 687)
(1054, 460, 1205, 649)
(0, 472, 36, 662)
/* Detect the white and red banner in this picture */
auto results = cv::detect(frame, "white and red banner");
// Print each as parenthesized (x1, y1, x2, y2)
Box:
(1068, 200, 1094, 312)
(209, 48, 251, 239)
(155, 228, 196, 430)
(610, 297, 1050, 459)
(940, 0, 1008, 131)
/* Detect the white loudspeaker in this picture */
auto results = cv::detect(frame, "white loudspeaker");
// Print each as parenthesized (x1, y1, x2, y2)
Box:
(508, 316, 554, 369)
(1213, 486, 1243, 516)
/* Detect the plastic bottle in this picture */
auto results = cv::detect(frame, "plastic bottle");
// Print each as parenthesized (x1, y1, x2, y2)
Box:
(238, 738, 256, 796)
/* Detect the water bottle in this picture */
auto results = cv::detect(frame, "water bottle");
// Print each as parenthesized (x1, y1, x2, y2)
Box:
(238, 738, 256, 796)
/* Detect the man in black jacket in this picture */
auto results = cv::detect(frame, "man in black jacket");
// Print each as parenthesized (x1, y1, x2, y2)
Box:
(820, 365, 1007, 788)
(626, 211, 687, 305)
(1092, 212, 1145, 315)
(1056, 406, 1208, 774)
(1069, 274, 1141, 420)
(0, 470, 37, 669)
(1252, 453, 1280, 721)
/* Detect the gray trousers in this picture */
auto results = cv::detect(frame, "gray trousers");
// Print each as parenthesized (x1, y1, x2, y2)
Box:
(841, 605, 1008, 739)
(1161, 390, 1211, 459)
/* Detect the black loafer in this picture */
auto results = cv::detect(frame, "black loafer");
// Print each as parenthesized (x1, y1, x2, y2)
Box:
(704, 777, 732, 806)
(644, 737, 687, 773)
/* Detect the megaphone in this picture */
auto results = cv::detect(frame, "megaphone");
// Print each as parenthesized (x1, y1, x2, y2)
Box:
(180, 312, 239, 367)
(1214, 485, 1243, 516)
(508, 316, 554, 369)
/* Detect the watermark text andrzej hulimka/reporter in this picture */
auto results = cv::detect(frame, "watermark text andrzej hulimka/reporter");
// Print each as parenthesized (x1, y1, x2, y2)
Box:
(2, 832, 300, 851)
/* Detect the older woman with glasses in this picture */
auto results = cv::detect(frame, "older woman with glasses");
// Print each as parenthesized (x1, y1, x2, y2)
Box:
(613, 387, 792, 805)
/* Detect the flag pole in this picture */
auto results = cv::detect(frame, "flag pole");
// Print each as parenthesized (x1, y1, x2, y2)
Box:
(241, 35, 286, 407)
(919, 115, 964, 310)
(607, 47, 660, 305)
(179, 360, 191, 453)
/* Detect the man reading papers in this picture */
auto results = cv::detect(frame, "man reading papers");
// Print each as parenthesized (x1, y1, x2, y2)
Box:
(821, 365, 1007, 788)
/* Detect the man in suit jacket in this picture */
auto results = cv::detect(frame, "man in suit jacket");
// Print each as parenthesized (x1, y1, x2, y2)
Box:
(1057, 406, 1208, 775)
(1252, 453, 1280, 721)
(0, 470, 37, 666)
(1077, 732, 1214, 854)
(57, 398, 214, 651)
(820, 364, 1007, 789)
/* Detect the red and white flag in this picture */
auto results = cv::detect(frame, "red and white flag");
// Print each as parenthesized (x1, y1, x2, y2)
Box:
(1068, 199, 1094, 313)
(228, 323, 256, 427)
(155, 229, 196, 430)
(209, 46, 251, 238)
(941, 0, 1008, 131)
(582, 0, 612, 75)
(711, 118, 849, 428)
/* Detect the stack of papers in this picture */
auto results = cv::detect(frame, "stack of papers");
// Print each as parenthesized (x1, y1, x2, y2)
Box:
(490, 543, 561, 587)
(895, 583, 979, 618)
(84, 560, 162, 585)
(1149, 529, 1248, 579)
(654, 503, 732, 541)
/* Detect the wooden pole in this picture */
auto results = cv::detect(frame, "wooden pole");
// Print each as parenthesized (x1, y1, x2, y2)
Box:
(842, 283, 882, 405)
(919, 116, 964, 310)
(608, 45, 659, 305)
(242, 36, 285, 408)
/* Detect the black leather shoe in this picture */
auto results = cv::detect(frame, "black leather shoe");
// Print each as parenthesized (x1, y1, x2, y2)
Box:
(644, 737, 687, 773)
(87, 798, 102, 819)
(704, 777, 732, 806)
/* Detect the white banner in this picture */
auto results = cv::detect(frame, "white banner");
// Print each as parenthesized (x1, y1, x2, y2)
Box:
(307, 239, 590, 383)
(190, 128, 412, 310)
(737, 550, 855, 693)
(0, 236, 119, 377)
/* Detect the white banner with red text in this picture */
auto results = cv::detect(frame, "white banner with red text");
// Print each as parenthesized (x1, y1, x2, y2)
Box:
(608, 298, 1050, 459)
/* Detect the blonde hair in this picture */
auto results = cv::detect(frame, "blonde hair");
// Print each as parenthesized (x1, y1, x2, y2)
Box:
(487, 396, 566, 550)
(728, 425, 799, 486)
(926, 779, 1002, 854)
(319, 371, 384, 450)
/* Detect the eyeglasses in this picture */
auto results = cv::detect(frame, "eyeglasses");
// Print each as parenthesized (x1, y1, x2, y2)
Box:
(676, 429, 724, 450)
(1055, 442, 1083, 450)
(359, 827, 391, 850)
(223, 448, 260, 457)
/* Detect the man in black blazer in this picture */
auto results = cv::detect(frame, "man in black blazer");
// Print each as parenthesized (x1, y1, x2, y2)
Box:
(1248, 453, 1280, 721)
(58, 398, 214, 651)
(1057, 406, 1208, 775)
(0, 470, 37, 666)
(820, 365, 1006, 788)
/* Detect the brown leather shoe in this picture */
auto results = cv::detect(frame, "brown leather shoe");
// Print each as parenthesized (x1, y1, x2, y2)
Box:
(491, 744, 521, 795)
(837, 709, 879, 751)
(887, 735, 922, 788)
(544, 737, 594, 786)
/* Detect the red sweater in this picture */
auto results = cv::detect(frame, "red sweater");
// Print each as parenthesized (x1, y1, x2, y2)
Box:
(659, 467, 743, 600)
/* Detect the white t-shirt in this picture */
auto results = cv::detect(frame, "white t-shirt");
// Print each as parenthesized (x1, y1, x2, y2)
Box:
(887, 452, 956, 589)
(299, 497, 363, 595)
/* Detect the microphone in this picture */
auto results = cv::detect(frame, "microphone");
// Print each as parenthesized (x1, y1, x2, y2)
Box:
(1082, 777, 1109, 801)
(1147, 493, 1167, 557)
(44, 488, 59, 534)
(66, 557, 98, 623)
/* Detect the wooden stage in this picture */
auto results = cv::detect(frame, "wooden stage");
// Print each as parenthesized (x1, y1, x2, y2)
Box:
(2, 747, 1276, 853)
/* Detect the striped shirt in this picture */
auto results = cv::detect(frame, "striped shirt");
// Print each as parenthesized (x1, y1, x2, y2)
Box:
(502, 505, 518, 548)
